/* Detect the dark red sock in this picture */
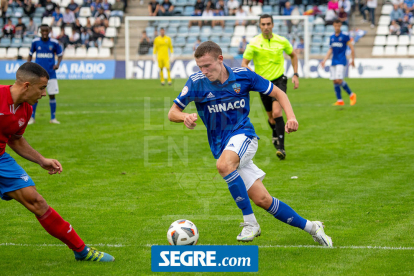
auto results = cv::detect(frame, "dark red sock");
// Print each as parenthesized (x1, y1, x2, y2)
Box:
(36, 206, 85, 252)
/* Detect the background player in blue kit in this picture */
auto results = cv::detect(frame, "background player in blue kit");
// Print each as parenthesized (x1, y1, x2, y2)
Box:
(321, 19, 357, 106)
(28, 24, 63, 124)
(168, 41, 333, 246)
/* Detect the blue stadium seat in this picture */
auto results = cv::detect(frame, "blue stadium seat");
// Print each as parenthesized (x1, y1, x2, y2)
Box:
(177, 26, 189, 37)
(0, 38, 11, 48)
(146, 26, 155, 35)
(210, 36, 220, 43)
(224, 26, 234, 35)
(325, 25, 334, 34)
(321, 45, 330, 53)
(10, 38, 22, 48)
(34, 7, 45, 17)
(183, 6, 195, 16)
(14, 7, 24, 16)
(221, 47, 229, 54)
(158, 21, 170, 28)
(310, 46, 321, 55)
(279, 25, 288, 33)
(183, 46, 194, 55)
(174, 0, 187, 6)
(173, 7, 183, 15)
(229, 47, 239, 56)
(313, 25, 325, 36)
(187, 37, 197, 44)
(174, 37, 186, 47)
(341, 25, 348, 32)
(0, 29, 3, 38)
(188, 26, 200, 37)
(211, 26, 223, 36)
(169, 20, 181, 28)
(174, 47, 183, 55)
(22, 16, 30, 26)
(200, 26, 212, 36)
(272, 26, 279, 33)
(167, 26, 178, 37)
(262, 5, 272, 13)
(220, 36, 231, 44)
(33, 17, 42, 26)
(323, 36, 330, 46)
(199, 35, 209, 42)
(224, 20, 236, 27)
(22, 37, 32, 47)
(11, 18, 19, 25)
(272, 6, 280, 15)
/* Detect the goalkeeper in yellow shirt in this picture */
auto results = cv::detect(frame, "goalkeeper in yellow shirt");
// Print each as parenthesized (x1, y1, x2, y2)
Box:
(153, 27, 174, 85)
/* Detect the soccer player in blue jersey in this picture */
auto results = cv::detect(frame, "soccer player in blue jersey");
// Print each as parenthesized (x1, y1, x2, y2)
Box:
(321, 19, 357, 106)
(168, 41, 333, 246)
(27, 24, 63, 124)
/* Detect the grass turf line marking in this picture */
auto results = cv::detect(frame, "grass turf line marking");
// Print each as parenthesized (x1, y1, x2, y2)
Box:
(2, 243, 414, 251)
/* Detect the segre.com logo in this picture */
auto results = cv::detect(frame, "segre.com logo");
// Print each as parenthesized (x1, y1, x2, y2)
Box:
(151, 245, 258, 272)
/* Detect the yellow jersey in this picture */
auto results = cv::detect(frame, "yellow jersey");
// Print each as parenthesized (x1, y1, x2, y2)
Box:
(153, 35, 173, 59)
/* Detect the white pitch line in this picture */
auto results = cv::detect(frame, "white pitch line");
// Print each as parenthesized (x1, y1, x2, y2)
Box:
(2, 243, 413, 251)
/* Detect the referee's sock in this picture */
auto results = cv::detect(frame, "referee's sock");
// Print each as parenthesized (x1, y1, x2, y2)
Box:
(31, 102, 38, 119)
(334, 84, 342, 100)
(274, 116, 285, 150)
(341, 81, 353, 96)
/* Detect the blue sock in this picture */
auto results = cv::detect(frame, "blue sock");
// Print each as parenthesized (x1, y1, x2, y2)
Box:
(334, 84, 342, 100)
(341, 81, 352, 95)
(267, 197, 307, 229)
(74, 245, 89, 259)
(224, 170, 253, 216)
(49, 99, 56, 120)
(31, 102, 38, 119)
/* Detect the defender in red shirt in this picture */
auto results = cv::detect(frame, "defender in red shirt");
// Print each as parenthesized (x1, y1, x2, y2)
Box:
(0, 62, 114, 262)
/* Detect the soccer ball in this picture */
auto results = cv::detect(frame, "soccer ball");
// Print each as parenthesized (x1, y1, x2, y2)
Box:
(167, 219, 199, 245)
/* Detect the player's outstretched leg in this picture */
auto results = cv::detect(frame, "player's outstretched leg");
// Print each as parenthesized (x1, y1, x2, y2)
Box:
(167, 68, 172, 85)
(248, 180, 333, 247)
(28, 102, 37, 124)
(333, 81, 344, 106)
(217, 151, 260, 242)
(159, 66, 165, 85)
(6, 187, 115, 261)
(49, 95, 60, 124)
(340, 80, 357, 105)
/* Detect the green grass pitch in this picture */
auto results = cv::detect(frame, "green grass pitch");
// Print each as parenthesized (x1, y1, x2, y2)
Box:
(0, 78, 413, 275)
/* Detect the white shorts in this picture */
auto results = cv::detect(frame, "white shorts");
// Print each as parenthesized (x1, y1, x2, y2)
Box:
(223, 134, 265, 191)
(47, 79, 59, 95)
(330, 65, 345, 80)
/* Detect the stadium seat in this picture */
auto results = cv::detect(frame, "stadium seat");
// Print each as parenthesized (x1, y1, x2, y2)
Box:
(396, 45, 408, 55)
(177, 26, 189, 37)
(386, 35, 398, 46)
(79, 7, 92, 17)
(224, 20, 236, 27)
(64, 26, 73, 37)
(408, 46, 414, 55)
(398, 35, 409, 46)
(18, 47, 30, 58)
(372, 46, 384, 56)
(33, 17, 42, 26)
(22, 17, 30, 26)
(182, 46, 193, 55)
(384, 46, 396, 55)
(187, 37, 197, 44)
(99, 48, 111, 58)
(325, 25, 334, 35)
(221, 47, 229, 54)
(75, 47, 87, 58)
(174, 0, 187, 7)
(381, 5, 393, 15)
(174, 47, 183, 56)
(0, 48, 6, 58)
(87, 47, 99, 58)
(234, 26, 246, 37)
(224, 26, 234, 35)
(145, 26, 155, 35)
(211, 26, 223, 36)
(323, 36, 330, 46)
(262, 5, 272, 13)
(22, 37, 32, 48)
(166, 27, 178, 37)
(61, 0, 70, 7)
(105, 27, 117, 38)
(183, 6, 194, 16)
(34, 7, 45, 17)
(374, 36, 386, 46)
(0, 38, 11, 48)
(199, 35, 209, 42)
(200, 26, 212, 36)
(378, 16, 391, 26)
(42, 17, 53, 26)
(64, 47, 75, 57)
(78, 17, 87, 26)
(272, 6, 280, 15)
(102, 38, 114, 48)
(340, 25, 348, 32)
(376, 26, 389, 35)
(52, 26, 61, 38)
(251, 6, 263, 16)
(321, 45, 330, 53)
(229, 47, 239, 56)
(109, 17, 121, 28)
(220, 36, 231, 44)
(241, 5, 250, 14)
(246, 25, 258, 37)
(158, 21, 169, 28)
(6, 48, 18, 58)
(169, 20, 181, 28)
(174, 37, 186, 47)
(173, 7, 183, 15)
(310, 46, 321, 55)
(311, 36, 323, 46)
(11, 18, 19, 25)
(210, 36, 220, 43)
(188, 26, 200, 37)
(88, 17, 95, 26)
(230, 36, 241, 47)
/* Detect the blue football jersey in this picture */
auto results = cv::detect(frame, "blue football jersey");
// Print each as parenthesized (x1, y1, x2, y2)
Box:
(29, 37, 63, 79)
(330, 32, 350, 66)
(174, 64, 274, 159)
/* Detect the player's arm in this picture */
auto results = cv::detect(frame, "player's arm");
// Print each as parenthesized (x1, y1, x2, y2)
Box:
(7, 135, 62, 174)
(168, 103, 198, 129)
(241, 43, 254, 71)
(53, 42, 63, 70)
(320, 48, 332, 68)
(347, 41, 355, 67)
(241, 58, 253, 71)
(153, 40, 157, 62)
(268, 86, 298, 134)
(169, 37, 174, 62)
(27, 41, 36, 62)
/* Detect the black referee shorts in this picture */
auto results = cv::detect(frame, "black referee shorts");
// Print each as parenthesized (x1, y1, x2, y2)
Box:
(260, 75, 288, 112)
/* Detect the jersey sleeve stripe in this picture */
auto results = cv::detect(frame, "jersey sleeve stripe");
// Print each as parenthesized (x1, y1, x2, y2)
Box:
(57, 53, 63, 56)
(174, 98, 186, 108)
(264, 81, 272, 95)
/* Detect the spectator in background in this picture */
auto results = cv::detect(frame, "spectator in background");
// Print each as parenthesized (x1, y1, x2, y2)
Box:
(338, 7, 348, 25)
(215, 0, 227, 15)
(390, 4, 404, 23)
(73, 18, 82, 33)
(102, 0, 111, 10)
(389, 20, 401, 34)
(57, 27, 69, 48)
(403, 0, 414, 13)
(235, 6, 247, 26)
(392, 0, 404, 9)
(95, 7, 109, 27)
(62, 7, 76, 27)
(201, 6, 214, 26)
(227, 0, 239, 15)
(90, 0, 102, 16)
(238, 36, 248, 54)
(80, 28, 90, 47)
(193, 37, 201, 51)
(14, 17, 26, 38)
(68, 27, 80, 46)
(339, 0, 351, 13)
(84, 18, 93, 33)
(51, 6, 63, 27)
(328, 0, 339, 11)
(68, 0, 80, 15)
(159, 0, 174, 16)
(148, 0, 159, 16)
(26, 17, 37, 36)
(325, 8, 338, 25)
(361, 0, 377, 28)
(138, 30, 151, 55)
(295, 37, 304, 55)
(91, 24, 105, 47)
(1, 0, 7, 25)
(194, 0, 204, 13)
(43, 0, 57, 16)
(111, 0, 125, 16)
(284, 2, 294, 33)
(23, 0, 36, 17)
(2, 19, 15, 38)
(400, 14, 412, 34)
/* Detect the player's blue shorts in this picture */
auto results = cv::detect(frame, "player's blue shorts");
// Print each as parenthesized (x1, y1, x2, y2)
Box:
(0, 152, 35, 201)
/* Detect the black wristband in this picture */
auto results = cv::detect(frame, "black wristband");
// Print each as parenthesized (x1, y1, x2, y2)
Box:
(293, 73, 299, 77)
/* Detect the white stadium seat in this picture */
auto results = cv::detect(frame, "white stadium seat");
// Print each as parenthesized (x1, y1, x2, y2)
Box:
(74, 0, 83, 5)
(98, 48, 111, 58)
(246, 25, 258, 37)
(384, 46, 396, 55)
(381, 5, 393, 15)
(52, 26, 61, 38)
(88, 17, 95, 26)
(378, 16, 390, 25)
(0, 48, 7, 58)
(251, 6, 262, 16)
(242, 5, 250, 14)
(6, 48, 18, 58)
(87, 47, 98, 58)
(234, 26, 246, 37)
(18, 47, 30, 58)
(42, 17, 53, 26)
(102, 38, 114, 48)
(396, 45, 408, 55)
(75, 47, 87, 58)
(398, 35, 409, 46)
(78, 17, 87, 26)
(374, 36, 386, 46)
(376, 26, 389, 35)
(52, 0, 60, 5)
(79, 7, 92, 17)
(64, 47, 75, 58)
(372, 46, 384, 56)
(109, 17, 121, 27)
(409, 36, 414, 45)
(386, 35, 398, 46)
(230, 36, 242, 47)
(105, 27, 117, 38)
(408, 46, 414, 55)
(60, 0, 70, 7)
(64, 26, 73, 37)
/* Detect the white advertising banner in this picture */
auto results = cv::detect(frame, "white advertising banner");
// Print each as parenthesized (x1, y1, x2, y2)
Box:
(349, 58, 414, 78)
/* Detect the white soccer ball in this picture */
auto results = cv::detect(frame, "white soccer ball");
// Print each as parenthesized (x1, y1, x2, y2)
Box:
(167, 219, 199, 245)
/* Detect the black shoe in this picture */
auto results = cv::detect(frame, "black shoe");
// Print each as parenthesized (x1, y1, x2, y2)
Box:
(276, 149, 286, 160)
(272, 137, 279, 150)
